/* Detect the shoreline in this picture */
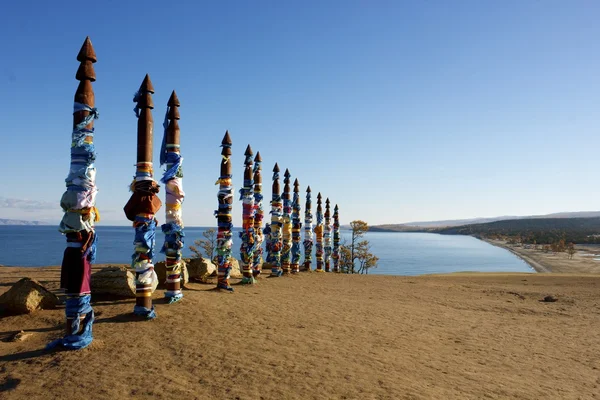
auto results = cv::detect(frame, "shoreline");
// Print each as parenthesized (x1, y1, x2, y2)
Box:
(480, 237, 551, 273)
(480, 237, 600, 274)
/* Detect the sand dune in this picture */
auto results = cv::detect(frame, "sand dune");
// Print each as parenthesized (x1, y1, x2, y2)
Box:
(1, 266, 599, 399)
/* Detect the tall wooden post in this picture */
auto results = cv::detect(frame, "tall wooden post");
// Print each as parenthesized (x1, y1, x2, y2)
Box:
(266, 163, 283, 277)
(302, 186, 313, 271)
(215, 131, 234, 291)
(324, 198, 333, 272)
(314, 193, 324, 272)
(252, 152, 264, 277)
(160, 90, 185, 303)
(332, 204, 341, 272)
(281, 169, 292, 274)
(240, 144, 256, 284)
(52, 37, 99, 350)
(291, 178, 302, 273)
(124, 74, 162, 319)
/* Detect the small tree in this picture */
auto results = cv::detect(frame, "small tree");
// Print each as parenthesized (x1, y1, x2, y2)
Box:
(348, 220, 369, 274)
(355, 240, 379, 274)
(189, 228, 217, 260)
(567, 243, 576, 259)
(339, 244, 353, 273)
(343, 220, 378, 274)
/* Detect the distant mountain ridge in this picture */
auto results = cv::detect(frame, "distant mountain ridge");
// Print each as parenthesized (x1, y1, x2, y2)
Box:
(370, 211, 600, 231)
(0, 218, 50, 226)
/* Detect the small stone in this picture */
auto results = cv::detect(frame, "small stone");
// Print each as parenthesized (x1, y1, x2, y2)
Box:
(543, 295, 558, 302)
(186, 257, 217, 282)
(90, 266, 136, 298)
(10, 331, 33, 342)
(229, 258, 242, 279)
(0, 278, 59, 315)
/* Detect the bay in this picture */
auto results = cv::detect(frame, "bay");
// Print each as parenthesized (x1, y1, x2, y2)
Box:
(0, 226, 532, 274)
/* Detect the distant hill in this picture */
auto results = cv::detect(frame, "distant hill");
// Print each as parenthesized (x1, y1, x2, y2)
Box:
(433, 216, 600, 244)
(0, 218, 49, 226)
(371, 211, 600, 231)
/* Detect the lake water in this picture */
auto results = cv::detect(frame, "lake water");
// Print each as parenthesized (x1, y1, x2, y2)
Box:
(0, 226, 533, 275)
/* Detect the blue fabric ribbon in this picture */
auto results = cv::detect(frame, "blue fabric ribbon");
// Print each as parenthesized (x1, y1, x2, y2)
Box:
(46, 295, 94, 350)
(133, 305, 156, 319)
(160, 222, 184, 254)
(133, 217, 157, 260)
(160, 152, 182, 184)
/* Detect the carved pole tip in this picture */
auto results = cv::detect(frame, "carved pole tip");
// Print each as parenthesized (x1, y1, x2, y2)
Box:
(77, 36, 97, 63)
(168, 90, 180, 107)
(306, 186, 311, 193)
(254, 151, 262, 162)
(139, 74, 155, 94)
(273, 163, 280, 173)
(222, 131, 232, 145)
(244, 144, 253, 156)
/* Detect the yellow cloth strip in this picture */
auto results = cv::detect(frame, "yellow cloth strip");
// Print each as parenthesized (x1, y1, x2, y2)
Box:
(67, 206, 100, 222)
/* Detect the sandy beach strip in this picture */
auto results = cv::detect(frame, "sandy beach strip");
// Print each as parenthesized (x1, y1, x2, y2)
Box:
(482, 238, 600, 274)
(482, 238, 551, 273)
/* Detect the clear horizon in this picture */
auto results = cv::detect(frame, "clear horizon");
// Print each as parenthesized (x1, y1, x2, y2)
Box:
(1, 1, 599, 226)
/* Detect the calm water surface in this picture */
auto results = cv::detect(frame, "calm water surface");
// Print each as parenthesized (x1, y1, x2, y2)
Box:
(0, 226, 532, 275)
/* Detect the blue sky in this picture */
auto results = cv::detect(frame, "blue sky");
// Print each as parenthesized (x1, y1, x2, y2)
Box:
(0, 1, 599, 226)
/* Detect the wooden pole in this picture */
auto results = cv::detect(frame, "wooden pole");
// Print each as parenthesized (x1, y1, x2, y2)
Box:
(240, 144, 256, 284)
(332, 204, 341, 272)
(251, 152, 264, 277)
(291, 178, 302, 273)
(324, 198, 333, 272)
(314, 193, 324, 272)
(55, 36, 98, 349)
(281, 169, 292, 274)
(216, 131, 234, 291)
(303, 186, 313, 271)
(267, 163, 283, 277)
(124, 74, 162, 318)
(160, 90, 185, 302)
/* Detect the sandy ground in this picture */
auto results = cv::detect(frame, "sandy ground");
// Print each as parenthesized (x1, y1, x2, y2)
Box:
(1, 266, 600, 399)
(484, 239, 600, 274)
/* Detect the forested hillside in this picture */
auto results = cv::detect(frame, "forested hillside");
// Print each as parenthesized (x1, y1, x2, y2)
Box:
(434, 217, 600, 244)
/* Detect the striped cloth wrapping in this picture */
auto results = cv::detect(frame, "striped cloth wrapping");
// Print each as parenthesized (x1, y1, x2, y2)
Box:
(51, 101, 99, 350)
(303, 189, 313, 271)
(251, 157, 264, 276)
(239, 152, 256, 284)
(332, 205, 341, 272)
(291, 187, 302, 273)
